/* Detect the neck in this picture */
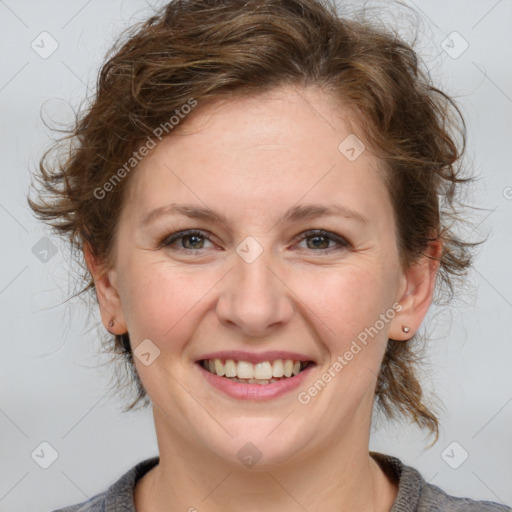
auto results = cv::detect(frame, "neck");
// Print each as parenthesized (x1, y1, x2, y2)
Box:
(134, 407, 398, 512)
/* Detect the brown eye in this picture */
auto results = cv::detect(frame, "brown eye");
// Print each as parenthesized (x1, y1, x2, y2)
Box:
(161, 230, 213, 251)
(306, 234, 330, 250)
(181, 233, 205, 249)
(295, 230, 350, 253)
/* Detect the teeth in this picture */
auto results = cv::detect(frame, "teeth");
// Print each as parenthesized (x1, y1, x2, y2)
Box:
(284, 359, 293, 377)
(214, 359, 225, 377)
(237, 361, 254, 379)
(272, 359, 284, 377)
(254, 361, 272, 380)
(248, 379, 269, 384)
(224, 359, 237, 377)
(202, 358, 309, 380)
(226, 377, 279, 384)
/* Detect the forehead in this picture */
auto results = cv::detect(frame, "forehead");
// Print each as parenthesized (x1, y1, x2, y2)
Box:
(122, 86, 392, 230)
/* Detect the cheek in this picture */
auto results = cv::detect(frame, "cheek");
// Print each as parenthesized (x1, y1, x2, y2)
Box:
(290, 264, 397, 427)
(295, 263, 396, 352)
(119, 259, 216, 347)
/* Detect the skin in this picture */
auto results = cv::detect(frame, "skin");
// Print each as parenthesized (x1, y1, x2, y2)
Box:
(85, 84, 441, 512)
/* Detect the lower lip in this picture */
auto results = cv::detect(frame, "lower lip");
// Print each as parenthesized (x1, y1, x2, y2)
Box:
(196, 362, 315, 401)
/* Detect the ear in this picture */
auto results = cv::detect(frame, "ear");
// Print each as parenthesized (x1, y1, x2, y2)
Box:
(83, 242, 127, 335)
(388, 239, 443, 340)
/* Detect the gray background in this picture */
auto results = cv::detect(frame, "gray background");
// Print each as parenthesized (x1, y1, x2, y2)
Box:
(1, 0, 511, 510)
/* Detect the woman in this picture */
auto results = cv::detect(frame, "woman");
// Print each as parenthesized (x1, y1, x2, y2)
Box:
(28, 0, 510, 510)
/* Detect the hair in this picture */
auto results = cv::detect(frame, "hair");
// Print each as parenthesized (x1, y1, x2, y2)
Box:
(28, 0, 480, 444)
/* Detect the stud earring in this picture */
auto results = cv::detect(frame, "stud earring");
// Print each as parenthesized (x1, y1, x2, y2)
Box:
(109, 319, 115, 328)
(402, 325, 411, 333)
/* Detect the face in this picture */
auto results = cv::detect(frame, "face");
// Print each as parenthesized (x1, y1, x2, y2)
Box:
(88, 85, 437, 469)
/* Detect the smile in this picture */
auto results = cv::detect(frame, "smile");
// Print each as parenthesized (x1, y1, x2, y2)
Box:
(200, 358, 313, 384)
(196, 356, 316, 401)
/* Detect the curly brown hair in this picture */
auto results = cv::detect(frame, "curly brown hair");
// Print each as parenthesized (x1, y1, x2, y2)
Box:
(28, 0, 480, 444)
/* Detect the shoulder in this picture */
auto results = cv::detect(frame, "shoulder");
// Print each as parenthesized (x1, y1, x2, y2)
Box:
(49, 456, 160, 512)
(419, 481, 511, 511)
(50, 493, 105, 512)
(370, 451, 511, 512)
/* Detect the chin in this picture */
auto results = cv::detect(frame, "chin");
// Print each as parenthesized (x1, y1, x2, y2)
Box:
(204, 417, 314, 469)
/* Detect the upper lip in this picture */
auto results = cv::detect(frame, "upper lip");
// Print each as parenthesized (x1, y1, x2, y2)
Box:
(196, 350, 315, 365)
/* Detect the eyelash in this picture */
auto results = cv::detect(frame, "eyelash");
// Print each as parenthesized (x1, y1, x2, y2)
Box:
(159, 229, 350, 254)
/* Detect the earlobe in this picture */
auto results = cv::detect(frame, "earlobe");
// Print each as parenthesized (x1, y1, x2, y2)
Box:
(83, 243, 127, 334)
(389, 239, 442, 341)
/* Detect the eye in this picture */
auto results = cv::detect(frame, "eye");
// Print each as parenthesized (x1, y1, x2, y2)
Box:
(294, 229, 350, 253)
(160, 230, 214, 252)
(159, 228, 350, 254)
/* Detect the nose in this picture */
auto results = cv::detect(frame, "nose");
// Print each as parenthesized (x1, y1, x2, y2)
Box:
(215, 241, 294, 338)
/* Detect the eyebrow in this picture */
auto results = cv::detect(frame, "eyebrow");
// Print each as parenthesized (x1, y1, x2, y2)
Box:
(141, 203, 368, 226)
(141, 202, 368, 227)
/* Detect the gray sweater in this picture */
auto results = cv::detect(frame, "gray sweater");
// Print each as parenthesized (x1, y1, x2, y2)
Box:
(50, 452, 510, 511)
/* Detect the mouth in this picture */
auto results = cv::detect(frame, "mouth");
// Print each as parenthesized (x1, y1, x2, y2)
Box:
(198, 358, 315, 385)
